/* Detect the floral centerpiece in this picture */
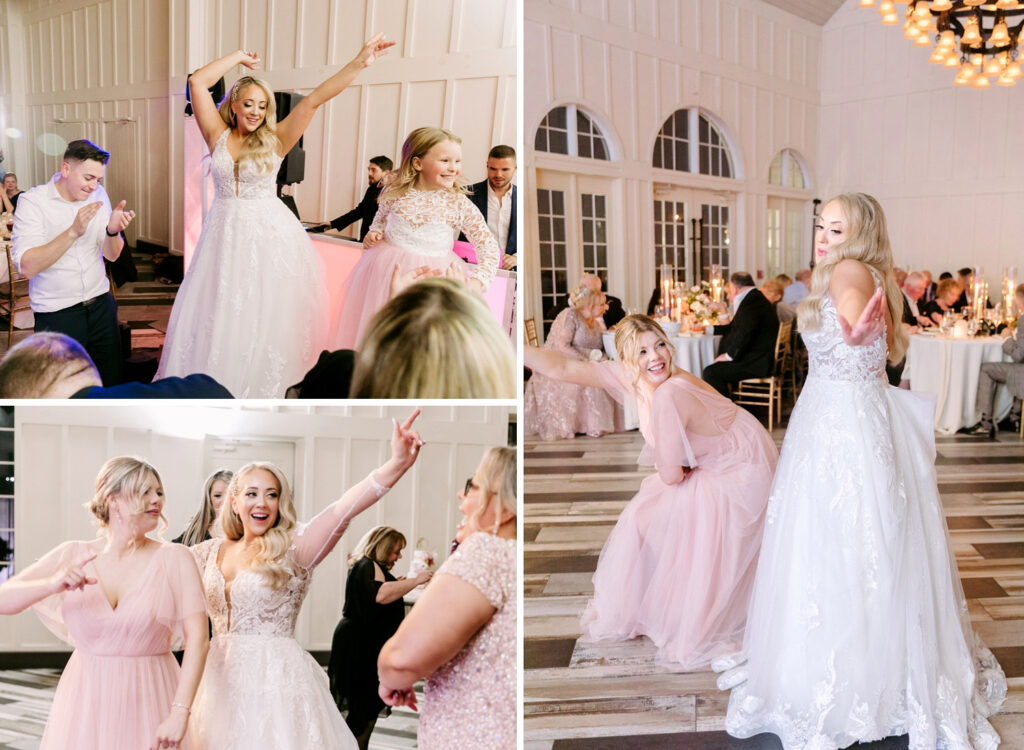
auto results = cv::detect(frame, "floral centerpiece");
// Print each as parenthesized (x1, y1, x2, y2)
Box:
(684, 281, 722, 325)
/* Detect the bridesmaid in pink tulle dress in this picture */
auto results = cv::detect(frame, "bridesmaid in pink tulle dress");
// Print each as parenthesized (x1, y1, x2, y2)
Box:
(525, 315, 778, 668)
(0, 457, 208, 750)
(525, 286, 618, 440)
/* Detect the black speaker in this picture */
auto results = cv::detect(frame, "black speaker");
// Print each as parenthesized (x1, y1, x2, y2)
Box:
(183, 76, 225, 117)
(274, 91, 306, 185)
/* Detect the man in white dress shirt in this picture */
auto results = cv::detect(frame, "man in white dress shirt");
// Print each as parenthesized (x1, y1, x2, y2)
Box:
(11, 139, 135, 385)
(463, 145, 517, 270)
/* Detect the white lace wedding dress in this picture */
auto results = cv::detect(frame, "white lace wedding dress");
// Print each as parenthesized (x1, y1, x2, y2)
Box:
(723, 288, 1006, 749)
(187, 475, 387, 749)
(157, 129, 329, 397)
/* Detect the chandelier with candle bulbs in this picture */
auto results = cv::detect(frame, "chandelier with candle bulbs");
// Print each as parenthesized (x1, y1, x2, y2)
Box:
(860, 0, 1023, 88)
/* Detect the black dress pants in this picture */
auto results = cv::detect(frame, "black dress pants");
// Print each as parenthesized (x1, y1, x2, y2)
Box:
(34, 292, 122, 385)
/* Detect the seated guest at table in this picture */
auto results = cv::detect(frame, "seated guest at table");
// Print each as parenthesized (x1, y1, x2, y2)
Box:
(952, 267, 989, 313)
(894, 266, 907, 288)
(461, 145, 517, 270)
(1, 173, 22, 213)
(962, 283, 1024, 438)
(902, 271, 933, 328)
(0, 332, 233, 398)
(701, 272, 779, 397)
(553, 274, 624, 329)
(939, 271, 953, 280)
(921, 269, 937, 304)
(525, 284, 617, 441)
(312, 156, 393, 242)
(782, 268, 812, 305)
(921, 278, 962, 325)
(775, 273, 792, 287)
(761, 279, 795, 324)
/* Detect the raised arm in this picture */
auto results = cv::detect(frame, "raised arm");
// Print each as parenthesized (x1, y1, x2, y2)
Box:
(524, 345, 607, 389)
(456, 196, 500, 292)
(276, 34, 396, 156)
(377, 569, 432, 605)
(830, 260, 887, 348)
(0, 544, 96, 615)
(291, 409, 424, 570)
(189, 50, 261, 151)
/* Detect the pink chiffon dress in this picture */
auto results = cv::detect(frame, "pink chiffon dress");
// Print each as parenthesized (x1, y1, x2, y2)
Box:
(332, 187, 499, 350)
(20, 541, 206, 750)
(524, 307, 618, 440)
(581, 363, 778, 669)
(418, 532, 516, 750)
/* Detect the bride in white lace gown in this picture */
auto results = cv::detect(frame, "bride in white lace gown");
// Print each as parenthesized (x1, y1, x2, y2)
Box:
(723, 194, 1005, 749)
(187, 410, 424, 749)
(156, 36, 394, 397)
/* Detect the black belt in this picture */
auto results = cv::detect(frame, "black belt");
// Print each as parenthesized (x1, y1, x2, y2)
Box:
(58, 292, 109, 312)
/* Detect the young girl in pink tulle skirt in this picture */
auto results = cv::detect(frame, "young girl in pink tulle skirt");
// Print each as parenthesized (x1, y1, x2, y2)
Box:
(332, 127, 500, 349)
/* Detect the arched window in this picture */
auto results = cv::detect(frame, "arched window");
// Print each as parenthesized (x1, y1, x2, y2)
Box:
(652, 109, 733, 178)
(535, 105, 610, 160)
(768, 149, 807, 189)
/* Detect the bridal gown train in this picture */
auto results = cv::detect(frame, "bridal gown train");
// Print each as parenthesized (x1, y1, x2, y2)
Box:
(724, 291, 1006, 749)
(157, 128, 329, 397)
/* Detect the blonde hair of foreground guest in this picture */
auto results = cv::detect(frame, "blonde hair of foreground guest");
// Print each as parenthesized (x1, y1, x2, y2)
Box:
(798, 193, 908, 363)
(350, 525, 406, 569)
(217, 75, 280, 174)
(350, 278, 515, 398)
(613, 315, 677, 390)
(87, 456, 168, 535)
(0, 332, 97, 398)
(178, 469, 234, 547)
(465, 446, 517, 535)
(383, 126, 468, 201)
(220, 462, 298, 589)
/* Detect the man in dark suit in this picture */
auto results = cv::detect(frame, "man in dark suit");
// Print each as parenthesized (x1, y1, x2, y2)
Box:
(314, 155, 393, 242)
(702, 272, 780, 396)
(463, 145, 517, 270)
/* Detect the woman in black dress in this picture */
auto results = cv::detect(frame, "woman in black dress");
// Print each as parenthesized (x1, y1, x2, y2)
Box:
(329, 526, 432, 749)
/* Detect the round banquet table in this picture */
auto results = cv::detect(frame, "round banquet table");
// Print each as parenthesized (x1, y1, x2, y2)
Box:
(602, 331, 722, 376)
(906, 333, 1013, 435)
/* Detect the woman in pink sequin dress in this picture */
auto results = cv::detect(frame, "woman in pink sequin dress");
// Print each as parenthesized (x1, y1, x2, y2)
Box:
(378, 446, 516, 749)
(0, 457, 208, 750)
(525, 285, 617, 440)
(332, 127, 500, 350)
(525, 316, 777, 669)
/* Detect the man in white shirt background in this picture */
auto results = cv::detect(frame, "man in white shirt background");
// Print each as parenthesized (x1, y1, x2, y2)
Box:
(463, 144, 517, 270)
(12, 139, 135, 385)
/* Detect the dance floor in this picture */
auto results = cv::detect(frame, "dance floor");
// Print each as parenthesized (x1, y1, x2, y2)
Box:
(0, 666, 420, 749)
(524, 423, 1024, 749)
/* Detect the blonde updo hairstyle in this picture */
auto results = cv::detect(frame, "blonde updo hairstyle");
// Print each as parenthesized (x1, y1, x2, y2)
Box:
(349, 526, 407, 569)
(220, 462, 298, 589)
(797, 193, 908, 363)
(218, 76, 280, 175)
(467, 446, 516, 536)
(382, 126, 468, 201)
(569, 285, 602, 311)
(613, 315, 677, 390)
(87, 456, 167, 535)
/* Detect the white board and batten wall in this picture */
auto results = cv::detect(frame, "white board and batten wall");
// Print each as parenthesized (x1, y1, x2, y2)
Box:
(3, 404, 512, 654)
(0, 0, 516, 253)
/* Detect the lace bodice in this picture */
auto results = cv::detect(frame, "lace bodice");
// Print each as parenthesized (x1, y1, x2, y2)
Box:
(370, 188, 499, 287)
(211, 129, 282, 200)
(802, 293, 888, 383)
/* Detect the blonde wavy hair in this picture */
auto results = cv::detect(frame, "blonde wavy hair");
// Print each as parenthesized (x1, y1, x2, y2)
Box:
(350, 278, 515, 398)
(466, 446, 516, 535)
(613, 315, 677, 391)
(87, 456, 167, 536)
(569, 285, 602, 310)
(381, 126, 468, 201)
(178, 469, 233, 547)
(218, 76, 280, 174)
(797, 193, 907, 363)
(349, 526, 406, 569)
(220, 462, 298, 589)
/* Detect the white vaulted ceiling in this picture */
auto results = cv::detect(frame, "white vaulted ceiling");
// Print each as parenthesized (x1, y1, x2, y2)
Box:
(760, 0, 848, 25)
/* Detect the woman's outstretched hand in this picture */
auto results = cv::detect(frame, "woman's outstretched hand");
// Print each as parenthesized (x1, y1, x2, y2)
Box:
(838, 287, 886, 347)
(391, 408, 425, 471)
(354, 33, 397, 69)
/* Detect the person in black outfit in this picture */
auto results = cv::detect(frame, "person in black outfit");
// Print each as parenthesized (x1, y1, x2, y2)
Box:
(314, 155, 393, 242)
(329, 526, 433, 750)
(1, 173, 22, 213)
(702, 272, 780, 396)
(462, 145, 517, 269)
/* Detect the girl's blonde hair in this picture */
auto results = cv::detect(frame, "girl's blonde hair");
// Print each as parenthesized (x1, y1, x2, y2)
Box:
(218, 76, 281, 174)
(350, 278, 515, 398)
(87, 456, 167, 535)
(220, 462, 298, 589)
(382, 126, 467, 201)
(178, 469, 233, 547)
(613, 315, 677, 390)
(467, 446, 516, 535)
(349, 526, 406, 569)
(797, 193, 908, 363)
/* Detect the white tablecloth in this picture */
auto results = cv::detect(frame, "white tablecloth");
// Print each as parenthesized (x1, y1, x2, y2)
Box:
(906, 334, 1012, 434)
(602, 331, 721, 376)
